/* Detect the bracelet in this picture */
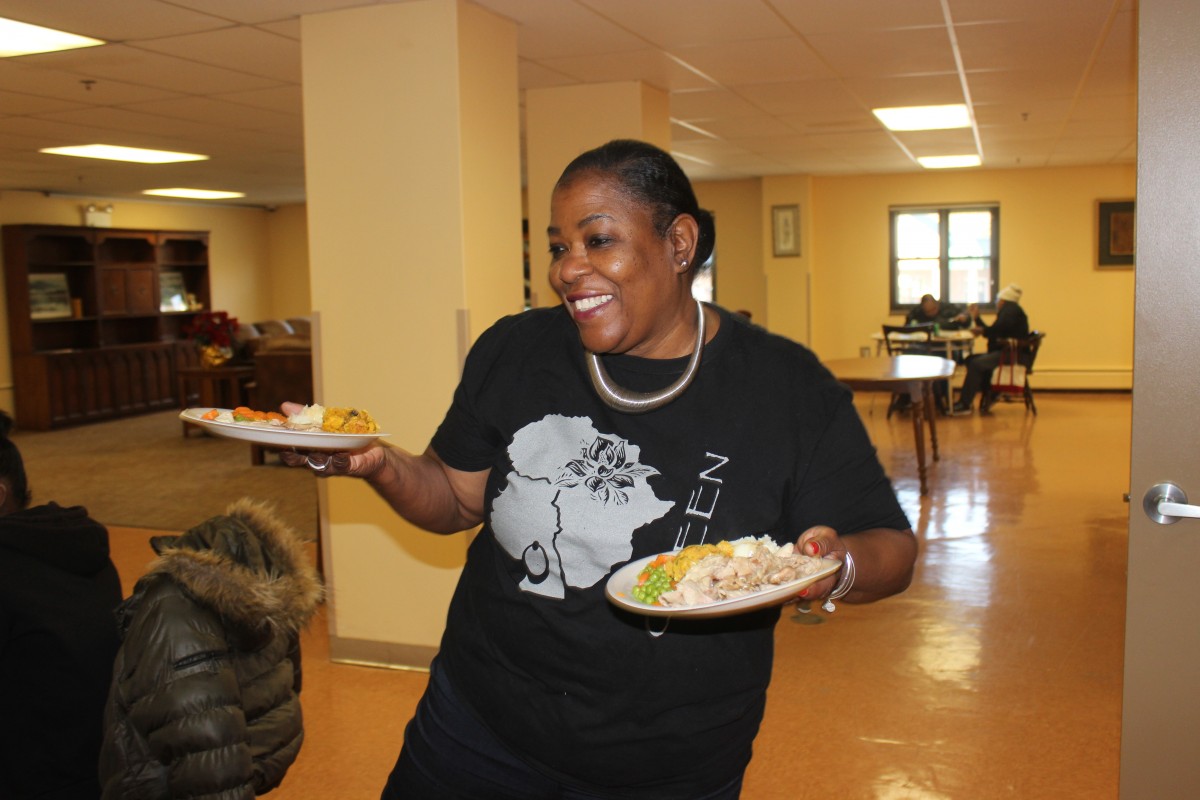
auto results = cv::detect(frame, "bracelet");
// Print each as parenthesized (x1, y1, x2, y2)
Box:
(822, 550, 856, 613)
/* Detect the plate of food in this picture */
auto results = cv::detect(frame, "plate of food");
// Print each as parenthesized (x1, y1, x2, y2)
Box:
(179, 404, 386, 450)
(605, 536, 842, 618)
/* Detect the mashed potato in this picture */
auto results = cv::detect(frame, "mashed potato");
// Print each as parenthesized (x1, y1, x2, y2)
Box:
(287, 403, 325, 430)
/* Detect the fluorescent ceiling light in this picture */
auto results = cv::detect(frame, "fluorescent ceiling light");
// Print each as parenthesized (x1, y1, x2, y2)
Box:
(917, 155, 982, 169)
(0, 17, 104, 57)
(143, 188, 246, 200)
(873, 104, 971, 131)
(40, 144, 209, 164)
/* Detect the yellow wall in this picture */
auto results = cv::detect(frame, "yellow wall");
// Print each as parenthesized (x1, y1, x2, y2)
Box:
(808, 164, 1136, 387)
(693, 164, 1136, 389)
(693, 178, 767, 324)
(264, 204, 313, 319)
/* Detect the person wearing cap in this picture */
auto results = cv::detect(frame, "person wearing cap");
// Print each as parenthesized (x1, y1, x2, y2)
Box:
(952, 283, 1030, 413)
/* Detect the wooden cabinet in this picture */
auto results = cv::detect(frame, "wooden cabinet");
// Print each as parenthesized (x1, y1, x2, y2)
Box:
(2, 224, 211, 429)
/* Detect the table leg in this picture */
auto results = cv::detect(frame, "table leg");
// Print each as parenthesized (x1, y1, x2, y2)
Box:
(924, 383, 940, 461)
(907, 382, 929, 495)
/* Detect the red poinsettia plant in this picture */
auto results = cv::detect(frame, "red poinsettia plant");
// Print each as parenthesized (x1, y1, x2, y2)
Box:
(182, 310, 239, 349)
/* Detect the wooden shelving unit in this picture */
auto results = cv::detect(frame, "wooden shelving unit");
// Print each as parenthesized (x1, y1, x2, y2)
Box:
(3, 224, 211, 429)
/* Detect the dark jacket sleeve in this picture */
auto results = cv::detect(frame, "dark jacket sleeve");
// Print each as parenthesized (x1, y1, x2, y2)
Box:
(100, 580, 255, 800)
(976, 303, 1029, 350)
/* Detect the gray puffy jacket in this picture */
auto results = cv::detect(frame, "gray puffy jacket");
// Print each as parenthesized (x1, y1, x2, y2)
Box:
(99, 499, 323, 799)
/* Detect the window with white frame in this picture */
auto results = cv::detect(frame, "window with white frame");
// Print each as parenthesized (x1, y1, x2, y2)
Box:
(889, 205, 999, 313)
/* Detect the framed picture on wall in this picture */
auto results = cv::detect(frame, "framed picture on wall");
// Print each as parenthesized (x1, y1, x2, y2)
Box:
(30, 273, 72, 319)
(160, 270, 188, 311)
(1097, 199, 1135, 268)
(772, 204, 800, 257)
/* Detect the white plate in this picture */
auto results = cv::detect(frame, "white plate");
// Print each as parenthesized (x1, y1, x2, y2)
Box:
(180, 408, 386, 451)
(604, 551, 843, 618)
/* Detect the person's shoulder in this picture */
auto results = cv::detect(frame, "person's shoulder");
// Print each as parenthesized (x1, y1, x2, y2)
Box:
(469, 306, 568, 354)
(481, 306, 568, 339)
(719, 306, 830, 377)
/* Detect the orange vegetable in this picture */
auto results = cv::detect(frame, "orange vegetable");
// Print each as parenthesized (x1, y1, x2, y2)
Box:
(201, 409, 219, 420)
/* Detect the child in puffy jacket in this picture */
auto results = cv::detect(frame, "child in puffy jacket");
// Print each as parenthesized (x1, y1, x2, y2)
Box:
(99, 498, 323, 799)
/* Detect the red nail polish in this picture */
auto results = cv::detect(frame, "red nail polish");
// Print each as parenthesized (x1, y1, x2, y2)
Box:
(806, 541, 820, 556)
(798, 588, 809, 598)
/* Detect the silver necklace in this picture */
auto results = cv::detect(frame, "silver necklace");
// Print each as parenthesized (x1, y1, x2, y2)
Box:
(586, 300, 706, 414)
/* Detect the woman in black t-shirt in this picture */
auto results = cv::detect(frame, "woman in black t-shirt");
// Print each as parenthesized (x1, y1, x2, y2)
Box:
(282, 140, 917, 799)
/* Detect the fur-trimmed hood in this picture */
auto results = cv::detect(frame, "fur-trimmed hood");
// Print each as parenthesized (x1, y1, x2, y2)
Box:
(139, 498, 323, 634)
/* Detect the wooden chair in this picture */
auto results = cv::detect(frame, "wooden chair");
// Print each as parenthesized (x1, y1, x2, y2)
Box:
(983, 331, 1046, 415)
(881, 324, 935, 417)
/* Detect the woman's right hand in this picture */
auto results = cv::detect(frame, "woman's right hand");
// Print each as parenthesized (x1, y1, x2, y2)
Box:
(277, 442, 387, 479)
(276, 401, 387, 480)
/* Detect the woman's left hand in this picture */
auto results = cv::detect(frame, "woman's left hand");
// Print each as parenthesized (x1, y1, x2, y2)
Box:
(794, 525, 918, 606)
(794, 525, 848, 602)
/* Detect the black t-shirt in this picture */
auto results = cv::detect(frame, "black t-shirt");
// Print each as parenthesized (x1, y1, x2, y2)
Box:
(430, 305, 909, 797)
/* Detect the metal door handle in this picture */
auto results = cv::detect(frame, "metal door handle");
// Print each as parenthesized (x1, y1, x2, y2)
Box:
(1143, 482, 1200, 524)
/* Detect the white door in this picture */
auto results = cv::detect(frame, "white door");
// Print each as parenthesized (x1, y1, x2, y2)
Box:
(1120, 0, 1200, 794)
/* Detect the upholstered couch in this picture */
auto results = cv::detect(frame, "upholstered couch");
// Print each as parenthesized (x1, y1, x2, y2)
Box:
(236, 317, 315, 411)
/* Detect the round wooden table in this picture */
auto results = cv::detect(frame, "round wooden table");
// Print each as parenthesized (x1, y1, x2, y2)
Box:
(823, 355, 956, 495)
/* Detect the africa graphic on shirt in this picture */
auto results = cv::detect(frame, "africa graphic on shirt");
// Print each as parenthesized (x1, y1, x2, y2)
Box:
(491, 414, 674, 599)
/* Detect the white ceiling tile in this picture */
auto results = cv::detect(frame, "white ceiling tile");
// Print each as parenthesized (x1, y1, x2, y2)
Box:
(212, 85, 304, 114)
(18, 44, 284, 96)
(132, 27, 302, 83)
(578, 0, 790, 48)
(699, 114, 801, 140)
(670, 88, 770, 122)
(736, 80, 865, 119)
(0, 0, 1139, 203)
(953, 19, 1098, 73)
(120, 96, 302, 134)
(165, 0, 371, 25)
(771, 0, 946, 33)
(803, 27, 959, 78)
(0, 90, 88, 116)
(537, 49, 717, 92)
(842, 73, 966, 109)
(36, 106, 232, 140)
(473, 0, 648, 59)
(673, 38, 835, 87)
(0, 60, 181, 105)
(1070, 94, 1137, 122)
(966, 69, 1080, 105)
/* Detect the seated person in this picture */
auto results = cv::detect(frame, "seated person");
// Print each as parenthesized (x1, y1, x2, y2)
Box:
(953, 284, 1031, 413)
(0, 411, 123, 799)
(905, 293, 971, 330)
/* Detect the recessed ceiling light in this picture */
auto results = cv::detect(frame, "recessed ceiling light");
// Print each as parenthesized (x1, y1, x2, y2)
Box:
(872, 104, 971, 131)
(917, 155, 982, 169)
(0, 17, 104, 57)
(143, 188, 246, 200)
(40, 144, 209, 164)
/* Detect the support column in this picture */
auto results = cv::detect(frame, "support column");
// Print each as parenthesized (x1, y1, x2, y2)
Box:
(524, 82, 670, 306)
(301, 0, 522, 666)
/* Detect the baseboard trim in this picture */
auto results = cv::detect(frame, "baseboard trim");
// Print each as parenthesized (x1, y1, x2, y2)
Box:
(1032, 369, 1131, 391)
(329, 635, 437, 672)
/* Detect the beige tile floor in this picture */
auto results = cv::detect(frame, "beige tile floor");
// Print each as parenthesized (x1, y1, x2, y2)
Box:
(110, 392, 1130, 799)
